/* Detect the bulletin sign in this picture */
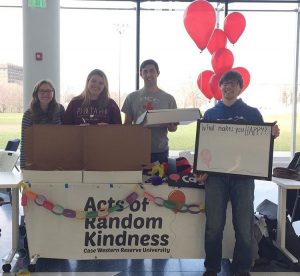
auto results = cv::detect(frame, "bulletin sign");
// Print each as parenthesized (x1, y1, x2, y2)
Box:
(194, 120, 275, 180)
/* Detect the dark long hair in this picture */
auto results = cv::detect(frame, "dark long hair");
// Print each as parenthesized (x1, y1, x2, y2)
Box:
(30, 80, 60, 123)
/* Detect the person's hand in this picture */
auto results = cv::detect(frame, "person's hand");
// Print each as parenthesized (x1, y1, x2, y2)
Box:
(195, 173, 208, 183)
(167, 122, 178, 132)
(272, 124, 280, 138)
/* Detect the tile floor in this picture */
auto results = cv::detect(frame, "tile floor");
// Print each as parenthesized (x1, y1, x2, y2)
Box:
(1, 180, 300, 276)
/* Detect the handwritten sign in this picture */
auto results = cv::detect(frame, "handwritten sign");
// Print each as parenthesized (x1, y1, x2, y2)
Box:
(194, 121, 274, 180)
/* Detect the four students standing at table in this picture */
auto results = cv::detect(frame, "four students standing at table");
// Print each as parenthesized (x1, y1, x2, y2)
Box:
(19, 67, 281, 276)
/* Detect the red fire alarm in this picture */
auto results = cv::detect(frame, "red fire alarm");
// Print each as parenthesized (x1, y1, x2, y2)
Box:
(35, 52, 43, 61)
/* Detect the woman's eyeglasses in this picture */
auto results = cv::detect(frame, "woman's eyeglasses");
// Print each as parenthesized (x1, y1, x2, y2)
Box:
(38, 89, 54, 94)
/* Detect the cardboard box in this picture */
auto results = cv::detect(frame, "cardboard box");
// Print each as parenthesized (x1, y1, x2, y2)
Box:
(23, 170, 83, 183)
(83, 170, 142, 184)
(22, 170, 142, 185)
(136, 108, 201, 127)
(84, 125, 150, 171)
(25, 125, 83, 170)
(24, 125, 151, 172)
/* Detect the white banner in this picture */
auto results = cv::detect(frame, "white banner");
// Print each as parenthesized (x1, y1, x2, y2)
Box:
(24, 182, 234, 260)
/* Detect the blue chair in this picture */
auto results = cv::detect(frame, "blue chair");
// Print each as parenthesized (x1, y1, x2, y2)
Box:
(5, 138, 20, 152)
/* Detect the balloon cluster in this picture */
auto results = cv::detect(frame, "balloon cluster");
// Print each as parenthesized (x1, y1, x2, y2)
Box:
(183, 0, 250, 100)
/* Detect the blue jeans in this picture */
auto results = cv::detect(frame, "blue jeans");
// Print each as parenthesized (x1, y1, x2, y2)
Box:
(151, 150, 169, 164)
(204, 175, 254, 273)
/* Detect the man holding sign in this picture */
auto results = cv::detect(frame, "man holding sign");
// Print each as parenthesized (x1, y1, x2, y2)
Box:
(200, 71, 280, 276)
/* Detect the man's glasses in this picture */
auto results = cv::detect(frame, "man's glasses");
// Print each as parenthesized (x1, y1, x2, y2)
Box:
(221, 80, 238, 87)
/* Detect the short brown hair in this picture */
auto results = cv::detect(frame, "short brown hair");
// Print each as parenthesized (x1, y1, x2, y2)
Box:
(140, 59, 159, 73)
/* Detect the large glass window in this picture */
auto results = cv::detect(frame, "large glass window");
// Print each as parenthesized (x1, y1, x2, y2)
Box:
(140, 2, 215, 151)
(140, 1, 300, 153)
(60, 0, 136, 107)
(0, 1, 23, 149)
(227, 2, 300, 153)
(0, 0, 298, 154)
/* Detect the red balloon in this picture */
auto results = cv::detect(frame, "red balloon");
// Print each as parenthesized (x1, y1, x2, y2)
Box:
(197, 70, 214, 99)
(224, 12, 246, 44)
(211, 48, 234, 75)
(183, 0, 216, 51)
(232, 67, 250, 92)
(209, 73, 222, 100)
(207, 29, 227, 55)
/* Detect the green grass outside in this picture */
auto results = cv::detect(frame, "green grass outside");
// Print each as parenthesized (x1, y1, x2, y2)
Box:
(0, 112, 298, 151)
(0, 113, 22, 149)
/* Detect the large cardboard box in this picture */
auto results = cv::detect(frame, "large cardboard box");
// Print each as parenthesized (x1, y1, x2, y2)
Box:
(136, 108, 201, 127)
(84, 125, 150, 171)
(83, 170, 142, 184)
(25, 125, 83, 170)
(24, 125, 151, 173)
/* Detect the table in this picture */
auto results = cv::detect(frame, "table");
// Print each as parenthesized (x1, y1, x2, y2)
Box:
(0, 171, 23, 272)
(22, 170, 235, 262)
(272, 177, 300, 263)
(0, 170, 234, 272)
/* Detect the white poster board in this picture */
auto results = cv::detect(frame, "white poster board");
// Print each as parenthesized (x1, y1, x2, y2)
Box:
(23, 174, 235, 260)
(194, 121, 274, 180)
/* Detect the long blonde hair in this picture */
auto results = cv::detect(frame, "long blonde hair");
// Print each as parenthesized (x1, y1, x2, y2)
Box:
(75, 69, 110, 109)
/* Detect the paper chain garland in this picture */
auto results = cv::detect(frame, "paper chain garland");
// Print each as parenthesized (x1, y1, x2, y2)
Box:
(20, 181, 205, 220)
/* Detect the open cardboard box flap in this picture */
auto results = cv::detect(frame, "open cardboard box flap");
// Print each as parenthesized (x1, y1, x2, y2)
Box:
(25, 125, 83, 170)
(84, 125, 150, 171)
(25, 124, 151, 171)
(136, 108, 201, 127)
